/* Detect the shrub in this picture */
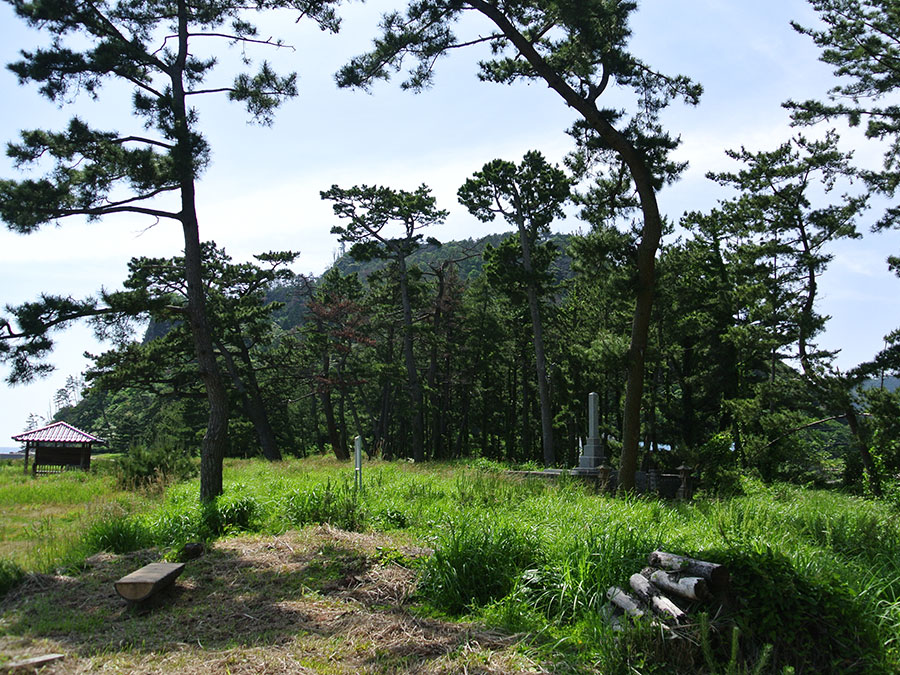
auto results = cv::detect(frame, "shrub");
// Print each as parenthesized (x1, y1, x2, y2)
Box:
(690, 432, 744, 496)
(116, 442, 197, 489)
(714, 545, 887, 672)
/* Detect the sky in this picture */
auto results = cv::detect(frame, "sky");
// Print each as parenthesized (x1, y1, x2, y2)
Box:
(1, 0, 899, 445)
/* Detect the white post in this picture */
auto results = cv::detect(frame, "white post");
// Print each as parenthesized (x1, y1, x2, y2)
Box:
(354, 435, 362, 491)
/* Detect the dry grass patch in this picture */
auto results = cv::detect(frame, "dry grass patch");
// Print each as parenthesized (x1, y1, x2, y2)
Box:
(0, 526, 544, 674)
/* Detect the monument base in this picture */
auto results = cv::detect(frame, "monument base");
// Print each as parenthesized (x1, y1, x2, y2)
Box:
(577, 438, 605, 469)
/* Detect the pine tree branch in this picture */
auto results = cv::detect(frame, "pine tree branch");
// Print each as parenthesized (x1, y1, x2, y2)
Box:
(187, 32, 296, 51)
(56, 203, 181, 221)
(0, 306, 118, 340)
(112, 136, 175, 150)
(185, 87, 235, 95)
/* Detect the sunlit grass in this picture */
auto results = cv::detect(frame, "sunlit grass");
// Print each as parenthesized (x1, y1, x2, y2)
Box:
(1, 454, 898, 671)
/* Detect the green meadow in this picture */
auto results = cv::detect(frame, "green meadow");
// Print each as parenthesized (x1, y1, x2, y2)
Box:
(1, 457, 898, 673)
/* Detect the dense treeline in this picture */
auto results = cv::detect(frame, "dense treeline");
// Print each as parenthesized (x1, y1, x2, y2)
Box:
(52, 212, 900, 496)
(2, 0, 900, 500)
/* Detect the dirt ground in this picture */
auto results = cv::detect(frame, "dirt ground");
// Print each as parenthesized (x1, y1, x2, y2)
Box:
(0, 526, 547, 674)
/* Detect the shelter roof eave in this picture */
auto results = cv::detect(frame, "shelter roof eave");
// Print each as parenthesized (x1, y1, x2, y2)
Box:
(12, 421, 106, 445)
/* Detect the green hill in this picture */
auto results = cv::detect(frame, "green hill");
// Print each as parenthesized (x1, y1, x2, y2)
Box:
(331, 231, 576, 285)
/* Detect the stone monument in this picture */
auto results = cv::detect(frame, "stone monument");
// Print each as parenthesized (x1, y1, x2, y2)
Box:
(576, 392, 605, 471)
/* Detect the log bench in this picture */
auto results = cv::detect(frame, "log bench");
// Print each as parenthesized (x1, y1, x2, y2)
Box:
(114, 562, 185, 602)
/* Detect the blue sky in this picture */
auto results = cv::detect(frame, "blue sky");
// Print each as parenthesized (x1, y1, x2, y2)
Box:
(2, 0, 899, 444)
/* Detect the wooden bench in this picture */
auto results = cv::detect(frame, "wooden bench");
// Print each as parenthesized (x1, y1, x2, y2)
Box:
(114, 562, 185, 602)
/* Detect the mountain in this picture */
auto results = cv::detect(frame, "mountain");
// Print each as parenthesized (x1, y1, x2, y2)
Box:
(140, 232, 577, 340)
(860, 376, 900, 393)
(331, 231, 576, 284)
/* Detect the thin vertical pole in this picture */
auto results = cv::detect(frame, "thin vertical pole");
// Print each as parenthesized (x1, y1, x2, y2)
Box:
(354, 435, 362, 492)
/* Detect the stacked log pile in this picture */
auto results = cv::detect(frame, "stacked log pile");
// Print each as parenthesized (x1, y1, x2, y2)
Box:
(605, 550, 729, 629)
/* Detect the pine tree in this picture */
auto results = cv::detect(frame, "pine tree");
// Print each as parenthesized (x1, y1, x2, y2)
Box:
(0, 0, 340, 499)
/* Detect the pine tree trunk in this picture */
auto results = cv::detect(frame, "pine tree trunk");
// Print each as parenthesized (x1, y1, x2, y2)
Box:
(398, 257, 425, 462)
(311, 395, 326, 455)
(618, 219, 659, 491)
(516, 221, 555, 467)
(216, 339, 281, 461)
(174, 0, 228, 501)
(467, 0, 664, 489)
(237, 342, 281, 461)
(338, 388, 349, 458)
(845, 401, 881, 497)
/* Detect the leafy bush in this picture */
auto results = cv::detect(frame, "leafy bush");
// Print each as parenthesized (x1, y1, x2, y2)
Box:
(715, 545, 887, 672)
(116, 442, 197, 489)
(690, 432, 745, 496)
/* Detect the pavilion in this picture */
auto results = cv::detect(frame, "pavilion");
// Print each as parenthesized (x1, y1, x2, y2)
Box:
(11, 421, 106, 475)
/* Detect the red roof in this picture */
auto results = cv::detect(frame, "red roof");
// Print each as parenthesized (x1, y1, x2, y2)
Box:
(12, 421, 105, 445)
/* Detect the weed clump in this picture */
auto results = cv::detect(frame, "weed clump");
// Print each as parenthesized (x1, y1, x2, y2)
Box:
(81, 508, 153, 554)
(419, 518, 542, 614)
(519, 525, 652, 622)
(203, 490, 262, 536)
(278, 479, 365, 531)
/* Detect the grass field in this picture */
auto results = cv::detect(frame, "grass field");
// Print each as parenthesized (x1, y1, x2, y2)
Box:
(0, 456, 898, 673)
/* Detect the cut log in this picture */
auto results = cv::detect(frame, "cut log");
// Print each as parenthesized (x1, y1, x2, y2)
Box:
(649, 570, 710, 602)
(114, 562, 185, 602)
(606, 586, 643, 617)
(600, 602, 625, 632)
(629, 573, 686, 622)
(648, 550, 729, 592)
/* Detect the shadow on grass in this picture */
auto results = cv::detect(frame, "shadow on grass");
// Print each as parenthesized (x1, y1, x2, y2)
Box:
(0, 529, 527, 673)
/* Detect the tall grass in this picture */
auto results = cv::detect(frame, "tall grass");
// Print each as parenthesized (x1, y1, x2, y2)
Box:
(1, 456, 898, 671)
(419, 516, 542, 613)
(0, 465, 116, 506)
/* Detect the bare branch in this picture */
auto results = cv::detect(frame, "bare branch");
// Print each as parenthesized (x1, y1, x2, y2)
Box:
(187, 32, 296, 52)
(446, 33, 502, 50)
(55, 204, 181, 221)
(98, 185, 181, 209)
(112, 135, 175, 150)
(185, 87, 234, 96)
